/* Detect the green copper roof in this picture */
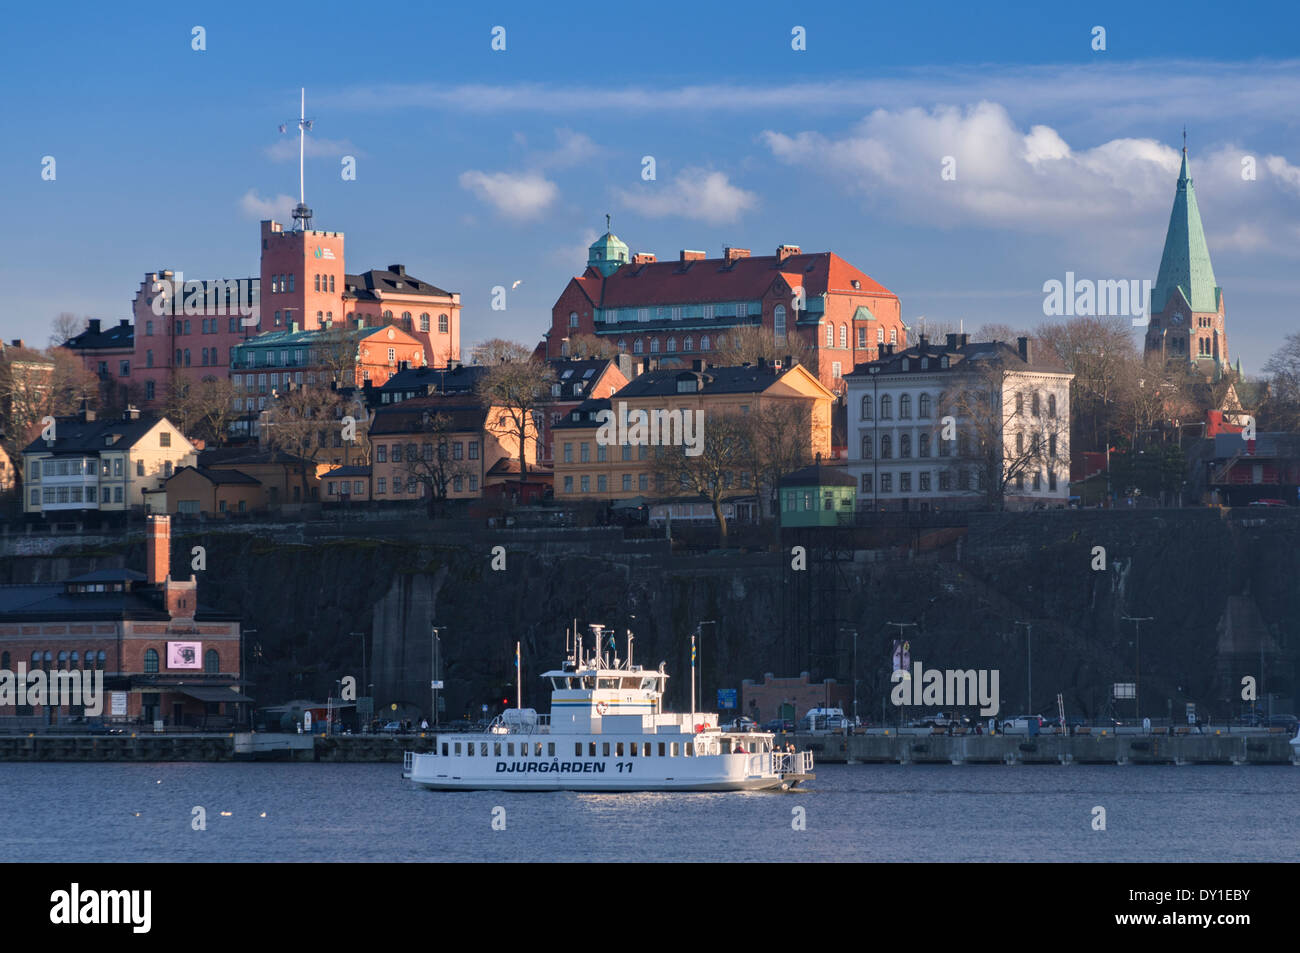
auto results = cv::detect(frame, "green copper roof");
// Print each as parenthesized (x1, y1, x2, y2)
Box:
(853, 305, 876, 321)
(588, 231, 629, 277)
(1152, 150, 1220, 315)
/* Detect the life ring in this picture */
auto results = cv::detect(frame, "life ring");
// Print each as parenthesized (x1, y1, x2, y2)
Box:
(596, 702, 608, 715)
(695, 723, 705, 733)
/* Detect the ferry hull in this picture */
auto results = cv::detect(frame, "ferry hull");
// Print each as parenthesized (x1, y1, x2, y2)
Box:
(408, 776, 794, 792)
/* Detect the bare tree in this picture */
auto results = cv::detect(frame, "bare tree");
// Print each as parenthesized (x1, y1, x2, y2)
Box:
(475, 345, 552, 490)
(564, 333, 618, 360)
(740, 400, 816, 524)
(1261, 330, 1300, 431)
(0, 346, 96, 492)
(714, 326, 813, 370)
(395, 410, 477, 517)
(652, 412, 752, 545)
(262, 386, 345, 500)
(1036, 315, 1141, 453)
(49, 313, 88, 347)
(470, 338, 532, 365)
(314, 328, 361, 388)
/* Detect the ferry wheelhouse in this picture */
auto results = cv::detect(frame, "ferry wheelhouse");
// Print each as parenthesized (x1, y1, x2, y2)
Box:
(404, 626, 813, 792)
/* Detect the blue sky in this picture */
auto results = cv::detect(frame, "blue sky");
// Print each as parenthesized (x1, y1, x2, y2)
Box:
(3, 1, 1299, 371)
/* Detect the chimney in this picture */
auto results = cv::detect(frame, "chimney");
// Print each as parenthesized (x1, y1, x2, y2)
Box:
(389, 264, 406, 276)
(692, 359, 704, 372)
(1017, 336, 1031, 363)
(723, 247, 751, 262)
(776, 244, 801, 262)
(10, 339, 24, 349)
(632, 253, 657, 265)
(757, 356, 767, 370)
(80, 408, 95, 423)
(783, 353, 795, 369)
(679, 250, 706, 262)
(918, 334, 928, 348)
(125, 406, 140, 420)
(119, 319, 130, 328)
(88, 319, 102, 335)
(946, 333, 958, 349)
(146, 514, 171, 586)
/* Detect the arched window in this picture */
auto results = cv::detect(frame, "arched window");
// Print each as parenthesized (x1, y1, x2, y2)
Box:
(899, 394, 912, 419)
(58, 651, 68, 669)
(839, 324, 847, 349)
(439, 314, 449, 333)
(880, 435, 892, 459)
(97, 651, 106, 669)
(420, 313, 430, 332)
(205, 650, 219, 674)
(43, 651, 52, 669)
(31, 651, 40, 670)
(900, 434, 911, 458)
(402, 311, 412, 328)
(568, 311, 579, 328)
(649, 338, 660, 353)
(826, 323, 834, 347)
(774, 305, 787, 343)
(919, 394, 932, 418)
(860, 435, 872, 460)
(144, 649, 159, 674)
(70, 651, 79, 668)
(877, 327, 884, 344)
(682, 336, 693, 352)
(666, 337, 677, 353)
(860, 395, 873, 420)
(890, 328, 898, 345)
(879, 395, 892, 419)
(84, 648, 94, 669)
(919, 433, 931, 457)
(617, 339, 627, 352)
(633, 339, 644, 354)
(383, 310, 393, 322)
(1048, 393, 1057, 418)
(314, 274, 321, 292)
(700, 336, 710, 351)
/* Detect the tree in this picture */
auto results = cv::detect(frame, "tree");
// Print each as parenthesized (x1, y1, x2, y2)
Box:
(395, 410, 477, 517)
(0, 346, 96, 482)
(937, 357, 1069, 509)
(715, 326, 813, 370)
(262, 386, 345, 501)
(470, 338, 532, 366)
(474, 345, 552, 490)
(652, 412, 752, 545)
(739, 400, 816, 523)
(564, 333, 618, 360)
(1035, 315, 1141, 453)
(315, 328, 361, 388)
(1260, 331, 1300, 432)
(49, 313, 88, 347)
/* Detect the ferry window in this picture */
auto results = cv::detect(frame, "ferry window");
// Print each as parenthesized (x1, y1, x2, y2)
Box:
(507, 743, 514, 756)
(494, 743, 502, 756)
(615, 743, 624, 757)
(581, 677, 594, 689)
(685, 743, 694, 757)
(598, 677, 618, 689)
(481, 742, 488, 756)
(551, 678, 562, 690)
(547, 742, 555, 757)
(658, 742, 666, 757)
(575, 743, 582, 756)
(670, 743, 679, 757)
(588, 742, 596, 756)
(454, 743, 461, 755)
(640, 677, 657, 691)
(467, 744, 475, 757)
(534, 742, 543, 756)
(602, 742, 610, 757)
(564, 677, 574, 689)
(628, 742, 638, 756)
(642, 742, 651, 756)
(622, 677, 639, 690)
(441, 743, 448, 756)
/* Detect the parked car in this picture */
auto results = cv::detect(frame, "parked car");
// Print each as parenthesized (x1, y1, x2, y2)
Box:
(1248, 499, 1287, 507)
(379, 721, 403, 733)
(762, 719, 795, 733)
(721, 717, 758, 733)
(999, 715, 1046, 734)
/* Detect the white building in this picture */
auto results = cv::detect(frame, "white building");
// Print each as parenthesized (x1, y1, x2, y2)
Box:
(844, 334, 1072, 511)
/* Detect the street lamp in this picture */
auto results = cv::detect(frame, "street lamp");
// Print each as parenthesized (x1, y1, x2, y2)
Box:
(431, 626, 445, 727)
(1121, 615, 1153, 722)
(839, 627, 859, 724)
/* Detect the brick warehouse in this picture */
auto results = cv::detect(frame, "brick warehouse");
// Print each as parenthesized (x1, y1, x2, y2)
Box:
(541, 229, 906, 395)
(0, 515, 247, 728)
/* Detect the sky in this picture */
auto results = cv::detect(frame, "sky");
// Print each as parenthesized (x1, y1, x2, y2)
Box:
(2, 0, 1299, 373)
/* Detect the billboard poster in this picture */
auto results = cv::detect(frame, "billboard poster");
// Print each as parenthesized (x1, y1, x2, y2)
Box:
(167, 641, 202, 669)
(891, 640, 911, 672)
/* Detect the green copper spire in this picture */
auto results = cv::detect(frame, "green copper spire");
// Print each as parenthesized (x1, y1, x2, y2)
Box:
(587, 214, 629, 277)
(1151, 145, 1221, 315)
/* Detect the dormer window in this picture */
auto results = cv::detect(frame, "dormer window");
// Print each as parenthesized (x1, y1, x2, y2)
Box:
(676, 377, 698, 393)
(941, 356, 950, 368)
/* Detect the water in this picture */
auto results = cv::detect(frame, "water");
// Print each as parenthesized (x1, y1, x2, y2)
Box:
(1, 763, 1294, 862)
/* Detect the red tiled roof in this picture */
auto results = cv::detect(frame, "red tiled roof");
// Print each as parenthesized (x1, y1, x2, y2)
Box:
(576, 252, 895, 309)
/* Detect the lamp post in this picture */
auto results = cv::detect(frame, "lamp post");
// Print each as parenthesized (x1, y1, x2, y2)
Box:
(1121, 615, 1153, 722)
(431, 626, 445, 727)
(696, 620, 715, 716)
(240, 627, 256, 729)
(839, 627, 859, 724)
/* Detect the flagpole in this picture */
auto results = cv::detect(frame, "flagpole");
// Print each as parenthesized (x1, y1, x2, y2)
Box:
(690, 631, 696, 726)
(515, 641, 521, 710)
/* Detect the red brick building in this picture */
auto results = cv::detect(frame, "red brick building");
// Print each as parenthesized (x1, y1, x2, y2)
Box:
(541, 231, 905, 395)
(0, 515, 246, 728)
(741, 672, 852, 724)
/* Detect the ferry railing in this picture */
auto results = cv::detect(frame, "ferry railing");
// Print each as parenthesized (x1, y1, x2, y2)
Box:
(771, 751, 814, 775)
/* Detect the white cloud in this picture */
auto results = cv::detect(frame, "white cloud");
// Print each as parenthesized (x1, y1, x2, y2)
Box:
(1266, 154, 1300, 193)
(553, 228, 599, 266)
(617, 168, 757, 224)
(458, 170, 559, 220)
(239, 189, 296, 220)
(535, 129, 602, 170)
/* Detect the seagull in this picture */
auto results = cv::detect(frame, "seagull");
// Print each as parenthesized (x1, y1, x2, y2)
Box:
(511, 280, 523, 289)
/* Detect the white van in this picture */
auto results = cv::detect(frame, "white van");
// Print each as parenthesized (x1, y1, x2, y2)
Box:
(803, 707, 848, 731)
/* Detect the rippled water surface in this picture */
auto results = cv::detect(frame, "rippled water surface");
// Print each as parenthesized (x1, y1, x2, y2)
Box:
(1, 762, 1295, 862)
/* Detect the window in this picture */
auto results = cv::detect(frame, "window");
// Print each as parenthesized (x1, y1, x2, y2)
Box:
(419, 313, 430, 332)
(939, 470, 951, 491)
(204, 650, 219, 674)
(146, 350, 153, 367)
(858, 327, 867, 348)
(890, 329, 897, 345)
(597, 474, 607, 492)
(900, 472, 912, 492)
(144, 648, 159, 673)
(774, 305, 787, 343)
(184, 349, 191, 366)
(939, 434, 951, 457)
(1048, 469, 1058, 491)
(568, 311, 578, 328)
(638, 473, 648, 491)
(580, 475, 590, 493)
(832, 361, 842, 378)
(839, 324, 847, 349)
(877, 327, 884, 344)
(700, 335, 710, 351)
(468, 441, 479, 460)
(900, 394, 911, 419)
(860, 434, 872, 460)
(919, 472, 931, 491)
(329, 275, 334, 292)
(145, 320, 153, 336)
(861, 395, 873, 420)
(880, 435, 892, 459)
(861, 473, 872, 493)
(622, 473, 632, 491)
(633, 339, 643, 354)
(377, 477, 386, 494)
(826, 323, 834, 347)
(879, 395, 892, 419)
(563, 476, 573, 493)
(1048, 393, 1057, 418)
(919, 394, 931, 418)
(919, 433, 930, 458)
(900, 434, 911, 458)
(563, 443, 573, 463)
(880, 473, 892, 492)
(1033, 471, 1042, 490)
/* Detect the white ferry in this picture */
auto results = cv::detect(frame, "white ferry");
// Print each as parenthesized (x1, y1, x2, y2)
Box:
(403, 626, 813, 792)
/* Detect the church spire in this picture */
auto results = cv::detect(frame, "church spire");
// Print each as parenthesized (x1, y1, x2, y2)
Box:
(1152, 139, 1219, 317)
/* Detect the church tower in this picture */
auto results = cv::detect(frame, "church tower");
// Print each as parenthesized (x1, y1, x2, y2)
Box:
(1144, 143, 1228, 376)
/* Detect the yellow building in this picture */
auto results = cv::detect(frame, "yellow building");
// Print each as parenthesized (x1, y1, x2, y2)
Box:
(552, 359, 833, 501)
(22, 409, 197, 515)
